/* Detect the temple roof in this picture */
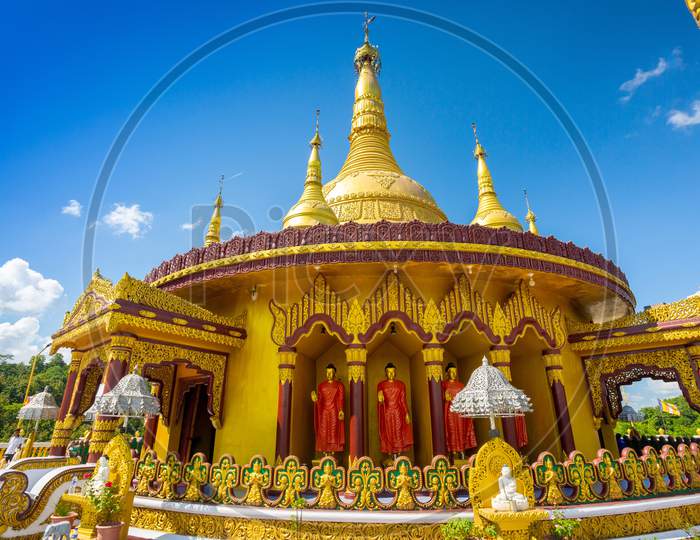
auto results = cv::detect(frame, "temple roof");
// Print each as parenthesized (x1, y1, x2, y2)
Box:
(322, 28, 447, 224)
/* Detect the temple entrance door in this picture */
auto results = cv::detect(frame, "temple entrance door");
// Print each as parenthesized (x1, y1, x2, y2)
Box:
(177, 382, 215, 461)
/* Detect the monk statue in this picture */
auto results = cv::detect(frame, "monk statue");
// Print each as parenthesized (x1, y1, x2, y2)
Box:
(491, 465, 529, 512)
(442, 363, 477, 458)
(311, 363, 345, 454)
(377, 362, 413, 456)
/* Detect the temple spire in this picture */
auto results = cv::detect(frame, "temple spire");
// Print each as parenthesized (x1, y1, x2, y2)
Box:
(333, 14, 401, 178)
(469, 123, 522, 232)
(524, 189, 539, 235)
(283, 110, 339, 229)
(204, 176, 223, 246)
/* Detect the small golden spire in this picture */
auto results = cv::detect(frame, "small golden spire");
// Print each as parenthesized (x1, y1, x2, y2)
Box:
(204, 176, 223, 246)
(469, 123, 522, 232)
(523, 189, 539, 235)
(283, 110, 339, 229)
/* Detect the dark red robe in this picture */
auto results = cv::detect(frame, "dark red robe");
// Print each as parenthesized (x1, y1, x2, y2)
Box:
(442, 379, 477, 452)
(377, 379, 413, 454)
(313, 379, 345, 452)
(515, 415, 528, 448)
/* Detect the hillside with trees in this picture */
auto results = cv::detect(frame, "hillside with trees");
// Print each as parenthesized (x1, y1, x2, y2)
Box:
(615, 395, 700, 438)
(0, 353, 68, 441)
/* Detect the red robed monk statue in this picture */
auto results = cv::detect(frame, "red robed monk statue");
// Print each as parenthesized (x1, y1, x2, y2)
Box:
(311, 363, 345, 453)
(377, 362, 413, 455)
(442, 363, 477, 458)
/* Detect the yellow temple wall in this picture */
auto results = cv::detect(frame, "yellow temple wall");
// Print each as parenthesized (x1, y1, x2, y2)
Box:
(211, 287, 279, 464)
(561, 345, 601, 459)
(290, 351, 314, 462)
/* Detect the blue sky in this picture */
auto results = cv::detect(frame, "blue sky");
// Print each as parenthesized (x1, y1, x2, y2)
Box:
(0, 2, 698, 404)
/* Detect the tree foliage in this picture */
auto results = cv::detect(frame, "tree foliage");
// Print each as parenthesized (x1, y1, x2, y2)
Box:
(615, 395, 700, 438)
(0, 354, 68, 441)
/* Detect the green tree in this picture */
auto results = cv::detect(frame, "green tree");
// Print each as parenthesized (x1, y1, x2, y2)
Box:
(0, 354, 68, 441)
(616, 395, 700, 438)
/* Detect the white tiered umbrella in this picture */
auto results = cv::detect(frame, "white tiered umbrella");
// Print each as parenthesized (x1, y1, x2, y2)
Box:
(18, 386, 59, 431)
(450, 356, 533, 438)
(91, 372, 160, 428)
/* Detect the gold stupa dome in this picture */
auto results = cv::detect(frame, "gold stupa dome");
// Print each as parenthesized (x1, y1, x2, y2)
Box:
(322, 20, 447, 224)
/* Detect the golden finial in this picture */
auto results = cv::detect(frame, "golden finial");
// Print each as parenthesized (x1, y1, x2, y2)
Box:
(283, 110, 338, 229)
(363, 12, 376, 43)
(469, 123, 522, 232)
(204, 176, 224, 246)
(309, 108, 322, 147)
(523, 189, 539, 235)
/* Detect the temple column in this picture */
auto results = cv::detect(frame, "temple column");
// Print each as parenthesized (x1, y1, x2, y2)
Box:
(88, 336, 133, 463)
(275, 347, 296, 463)
(490, 346, 519, 449)
(543, 349, 576, 455)
(346, 345, 367, 464)
(49, 352, 82, 456)
(423, 345, 447, 456)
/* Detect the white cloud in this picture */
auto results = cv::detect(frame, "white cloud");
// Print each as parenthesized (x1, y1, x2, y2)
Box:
(0, 317, 49, 362)
(667, 100, 700, 129)
(619, 48, 683, 103)
(0, 258, 63, 315)
(181, 219, 202, 231)
(623, 379, 681, 409)
(103, 203, 153, 238)
(61, 199, 82, 217)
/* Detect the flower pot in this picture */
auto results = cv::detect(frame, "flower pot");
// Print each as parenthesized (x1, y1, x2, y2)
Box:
(50, 512, 78, 528)
(96, 522, 123, 540)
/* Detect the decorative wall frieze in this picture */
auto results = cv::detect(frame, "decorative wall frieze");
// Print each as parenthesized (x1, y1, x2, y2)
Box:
(270, 272, 566, 351)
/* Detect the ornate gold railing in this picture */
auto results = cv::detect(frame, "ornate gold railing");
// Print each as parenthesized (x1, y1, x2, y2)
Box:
(132, 442, 700, 511)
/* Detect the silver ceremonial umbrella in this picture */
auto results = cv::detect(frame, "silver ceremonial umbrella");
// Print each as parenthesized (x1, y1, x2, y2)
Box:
(450, 356, 533, 438)
(92, 372, 161, 429)
(619, 405, 644, 423)
(17, 386, 59, 431)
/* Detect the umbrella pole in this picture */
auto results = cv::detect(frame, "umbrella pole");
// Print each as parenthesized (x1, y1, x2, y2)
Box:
(34, 418, 40, 433)
(488, 414, 499, 439)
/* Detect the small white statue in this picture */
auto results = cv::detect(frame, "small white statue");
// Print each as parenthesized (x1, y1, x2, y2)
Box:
(491, 465, 530, 512)
(86, 456, 110, 497)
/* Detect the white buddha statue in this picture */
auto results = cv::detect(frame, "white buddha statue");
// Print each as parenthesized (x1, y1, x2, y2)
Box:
(86, 456, 110, 496)
(491, 465, 530, 511)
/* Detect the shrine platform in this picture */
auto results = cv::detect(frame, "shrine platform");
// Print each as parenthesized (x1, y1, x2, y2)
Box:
(128, 492, 700, 539)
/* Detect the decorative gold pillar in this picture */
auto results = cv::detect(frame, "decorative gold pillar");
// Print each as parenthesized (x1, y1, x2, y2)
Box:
(275, 348, 296, 463)
(49, 352, 83, 456)
(422, 345, 446, 456)
(346, 345, 367, 464)
(543, 350, 576, 456)
(88, 336, 134, 462)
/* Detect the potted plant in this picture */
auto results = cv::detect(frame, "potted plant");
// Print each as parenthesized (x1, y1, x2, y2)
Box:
(440, 518, 498, 539)
(49, 500, 78, 528)
(86, 480, 122, 540)
(551, 510, 581, 540)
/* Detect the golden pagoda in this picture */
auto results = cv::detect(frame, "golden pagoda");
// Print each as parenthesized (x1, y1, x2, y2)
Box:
(469, 123, 522, 231)
(203, 181, 223, 246)
(322, 17, 447, 224)
(524, 189, 539, 235)
(33, 14, 700, 540)
(283, 111, 339, 228)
